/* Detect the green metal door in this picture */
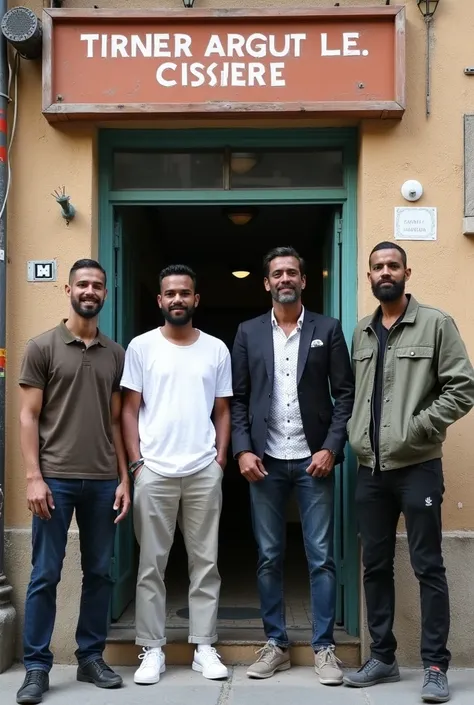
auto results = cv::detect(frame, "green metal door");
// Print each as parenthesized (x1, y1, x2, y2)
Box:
(110, 207, 138, 620)
(323, 207, 359, 636)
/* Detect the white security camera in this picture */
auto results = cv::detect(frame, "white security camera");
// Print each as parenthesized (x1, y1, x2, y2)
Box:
(401, 180, 423, 202)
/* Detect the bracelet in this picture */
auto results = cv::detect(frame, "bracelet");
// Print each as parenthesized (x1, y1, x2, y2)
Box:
(128, 458, 144, 474)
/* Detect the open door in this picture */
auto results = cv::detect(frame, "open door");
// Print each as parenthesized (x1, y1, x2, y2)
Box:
(110, 207, 139, 621)
(323, 208, 359, 636)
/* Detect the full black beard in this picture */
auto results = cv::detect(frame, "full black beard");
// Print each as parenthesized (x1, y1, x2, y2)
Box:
(162, 306, 194, 327)
(372, 278, 406, 303)
(71, 298, 104, 319)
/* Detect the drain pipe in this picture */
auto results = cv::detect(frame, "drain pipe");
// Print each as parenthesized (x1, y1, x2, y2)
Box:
(0, 0, 16, 674)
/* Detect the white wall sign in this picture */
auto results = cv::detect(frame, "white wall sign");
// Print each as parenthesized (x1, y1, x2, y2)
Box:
(27, 260, 57, 282)
(394, 207, 437, 241)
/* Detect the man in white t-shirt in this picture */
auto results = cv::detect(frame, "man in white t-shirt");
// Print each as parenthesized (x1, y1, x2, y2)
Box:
(121, 264, 232, 685)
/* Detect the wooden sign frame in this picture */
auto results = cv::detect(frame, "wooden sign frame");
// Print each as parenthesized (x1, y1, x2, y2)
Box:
(42, 6, 406, 122)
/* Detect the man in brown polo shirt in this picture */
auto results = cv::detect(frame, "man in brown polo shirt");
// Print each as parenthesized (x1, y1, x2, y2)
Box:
(16, 259, 130, 705)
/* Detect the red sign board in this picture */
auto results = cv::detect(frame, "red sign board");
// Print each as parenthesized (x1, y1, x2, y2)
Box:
(42, 7, 405, 121)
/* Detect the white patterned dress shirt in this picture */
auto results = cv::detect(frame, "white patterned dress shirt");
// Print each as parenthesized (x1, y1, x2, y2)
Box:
(265, 308, 311, 460)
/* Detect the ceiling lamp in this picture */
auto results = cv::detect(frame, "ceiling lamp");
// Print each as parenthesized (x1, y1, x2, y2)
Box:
(232, 270, 251, 279)
(227, 211, 254, 226)
(182, 0, 195, 7)
(230, 152, 258, 175)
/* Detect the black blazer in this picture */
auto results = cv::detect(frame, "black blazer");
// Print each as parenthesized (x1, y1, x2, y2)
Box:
(231, 310, 354, 461)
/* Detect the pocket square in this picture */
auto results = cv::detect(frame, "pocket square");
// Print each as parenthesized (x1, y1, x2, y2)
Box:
(311, 339, 324, 348)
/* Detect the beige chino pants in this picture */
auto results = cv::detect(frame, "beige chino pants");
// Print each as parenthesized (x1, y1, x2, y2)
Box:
(133, 459, 223, 647)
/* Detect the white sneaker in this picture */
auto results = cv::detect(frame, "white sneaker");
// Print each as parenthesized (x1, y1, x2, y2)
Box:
(134, 647, 166, 684)
(192, 646, 228, 680)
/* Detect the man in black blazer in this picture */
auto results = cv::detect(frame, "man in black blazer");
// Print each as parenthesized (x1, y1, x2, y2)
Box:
(231, 246, 354, 684)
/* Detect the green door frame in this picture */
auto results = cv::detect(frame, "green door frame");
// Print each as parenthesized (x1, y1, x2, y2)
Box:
(98, 126, 360, 636)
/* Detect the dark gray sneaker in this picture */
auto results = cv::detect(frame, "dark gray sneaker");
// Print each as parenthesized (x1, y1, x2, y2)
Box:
(343, 658, 400, 687)
(421, 667, 450, 703)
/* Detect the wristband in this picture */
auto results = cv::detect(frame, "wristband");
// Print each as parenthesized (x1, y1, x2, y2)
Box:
(128, 458, 144, 475)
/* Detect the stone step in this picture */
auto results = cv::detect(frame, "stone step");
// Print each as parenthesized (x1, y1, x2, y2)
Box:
(105, 627, 360, 667)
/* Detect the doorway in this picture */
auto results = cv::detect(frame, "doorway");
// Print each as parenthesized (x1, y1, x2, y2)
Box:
(98, 127, 359, 639)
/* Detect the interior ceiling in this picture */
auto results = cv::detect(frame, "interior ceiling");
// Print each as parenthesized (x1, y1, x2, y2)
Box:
(143, 204, 334, 265)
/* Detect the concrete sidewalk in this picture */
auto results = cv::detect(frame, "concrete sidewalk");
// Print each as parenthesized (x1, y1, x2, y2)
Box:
(0, 665, 473, 704)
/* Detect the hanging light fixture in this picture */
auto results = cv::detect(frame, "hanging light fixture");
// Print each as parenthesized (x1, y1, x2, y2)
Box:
(224, 206, 257, 226)
(232, 270, 251, 279)
(227, 211, 254, 226)
(182, 0, 195, 7)
(417, 0, 440, 17)
(230, 152, 258, 175)
(417, 0, 441, 117)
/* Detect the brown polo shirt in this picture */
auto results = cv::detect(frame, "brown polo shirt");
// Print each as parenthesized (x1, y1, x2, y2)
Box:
(19, 320, 125, 480)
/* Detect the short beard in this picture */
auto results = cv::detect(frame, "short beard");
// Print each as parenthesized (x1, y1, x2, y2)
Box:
(71, 298, 104, 319)
(271, 286, 301, 304)
(372, 279, 406, 303)
(162, 306, 194, 327)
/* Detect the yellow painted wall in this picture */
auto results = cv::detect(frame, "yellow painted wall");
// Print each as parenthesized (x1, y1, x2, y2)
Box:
(5, 0, 474, 538)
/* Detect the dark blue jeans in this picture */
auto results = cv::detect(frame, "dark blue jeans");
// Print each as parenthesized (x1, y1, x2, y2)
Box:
(249, 455, 336, 651)
(23, 478, 117, 672)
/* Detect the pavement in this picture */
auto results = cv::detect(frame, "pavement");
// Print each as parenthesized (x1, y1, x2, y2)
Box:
(1, 665, 474, 705)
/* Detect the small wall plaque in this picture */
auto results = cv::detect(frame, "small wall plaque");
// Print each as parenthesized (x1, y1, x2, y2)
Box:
(394, 207, 437, 241)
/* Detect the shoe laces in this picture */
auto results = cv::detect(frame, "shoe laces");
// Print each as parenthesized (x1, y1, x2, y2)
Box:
(198, 647, 222, 665)
(87, 658, 112, 675)
(317, 646, 342, 667)
(360, 658, 380, 674)
(24, 670, 47, 686)
(424, 667, 446, 688)
(139, 647, 162, 667)
(255, 641, 280, 664)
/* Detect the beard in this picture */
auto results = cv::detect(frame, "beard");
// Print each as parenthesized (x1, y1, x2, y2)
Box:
(270, 284, 301, 304)
(371, 278, 406, 303)
(162, 305, 195, 327)
(71, 296, 104, 319)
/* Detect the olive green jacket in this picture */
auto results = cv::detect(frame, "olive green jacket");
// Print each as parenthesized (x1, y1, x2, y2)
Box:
(349, 295, 474, 470)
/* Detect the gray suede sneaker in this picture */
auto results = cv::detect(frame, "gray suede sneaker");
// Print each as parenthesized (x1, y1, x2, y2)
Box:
(421, 667, 450, 703)
(246, 641, 291, 679)
(343, 657, 400, 687)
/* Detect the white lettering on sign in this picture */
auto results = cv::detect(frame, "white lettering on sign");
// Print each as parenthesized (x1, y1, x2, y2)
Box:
(79, 29, 369, 88)
(321, 32, 369, 57)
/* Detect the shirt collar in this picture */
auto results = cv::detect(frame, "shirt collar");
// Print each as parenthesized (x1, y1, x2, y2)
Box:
(58, 319, 107, 347)
(271, 306, 305, 330)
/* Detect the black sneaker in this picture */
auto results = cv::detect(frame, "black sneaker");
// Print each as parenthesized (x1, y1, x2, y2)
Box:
(77, 658, 123, 689)
(421, 667, 450, 703)
(16, 670, 49, 704)
(343, 657, 400, 687)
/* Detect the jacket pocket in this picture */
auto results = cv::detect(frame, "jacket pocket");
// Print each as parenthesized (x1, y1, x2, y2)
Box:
(352, 347, 374, 362)
(395, 345, 434, 361)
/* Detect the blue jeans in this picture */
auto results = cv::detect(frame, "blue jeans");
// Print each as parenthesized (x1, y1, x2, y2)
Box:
(23, 478, 117, 672)
(249, 455, 336, 651)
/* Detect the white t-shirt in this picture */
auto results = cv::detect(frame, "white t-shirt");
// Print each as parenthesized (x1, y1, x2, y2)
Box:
(120, 327, 233, 477)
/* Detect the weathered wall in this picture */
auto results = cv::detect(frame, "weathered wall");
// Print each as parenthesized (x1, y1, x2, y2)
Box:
(4, 0, 474, 667)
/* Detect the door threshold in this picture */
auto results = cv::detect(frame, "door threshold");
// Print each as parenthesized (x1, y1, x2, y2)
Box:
(105, 626, 360, 667)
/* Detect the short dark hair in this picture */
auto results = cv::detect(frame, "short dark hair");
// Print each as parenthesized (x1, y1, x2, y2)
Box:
(69, 259, 107, 286)
(263, 247, 305, 278)
(159, 264, 197, 292)
(369, 242, 407, 268)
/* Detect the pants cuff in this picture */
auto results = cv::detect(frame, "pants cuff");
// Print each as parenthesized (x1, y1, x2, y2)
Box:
(423, 662, 448, 673)
(24, 664, 51, 674)
(314, 644, 335, 652)
(136, 637, 167, 648)
(188, 635, 218, 645)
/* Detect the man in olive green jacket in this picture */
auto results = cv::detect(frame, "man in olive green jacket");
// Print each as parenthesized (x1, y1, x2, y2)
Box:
(343, 242, 474, 704)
